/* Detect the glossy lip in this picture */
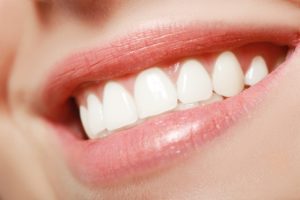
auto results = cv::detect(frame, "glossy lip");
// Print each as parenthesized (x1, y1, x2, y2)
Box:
(41, 22, 300, 186)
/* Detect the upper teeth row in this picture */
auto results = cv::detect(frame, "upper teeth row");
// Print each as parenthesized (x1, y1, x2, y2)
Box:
(78, 51, 270, 139)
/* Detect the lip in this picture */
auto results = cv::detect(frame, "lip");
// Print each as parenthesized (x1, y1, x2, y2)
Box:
(41, 22, 300, 186)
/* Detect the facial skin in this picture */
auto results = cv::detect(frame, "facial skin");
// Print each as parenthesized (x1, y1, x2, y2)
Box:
(0, 0, 300, 199)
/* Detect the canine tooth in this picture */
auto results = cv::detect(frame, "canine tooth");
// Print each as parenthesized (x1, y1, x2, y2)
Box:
(245, 56, 268, 86)
(177, 59, 213, 104)
(212, 51, 244, 97)
(134, 67, 177, 119)
(103, 82, 138, 131)
(85, 94, 105, 138)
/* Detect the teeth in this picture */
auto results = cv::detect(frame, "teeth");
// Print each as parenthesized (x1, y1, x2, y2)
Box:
(177, 59, 213, 104)
(79, 105, 92, 138)
(212, 51, 244, 97)
(134, 67, 178, 119)
(103, 81, 138, 131)
(245, 56, 269, 86)
(78, 50, 279, 139)
(85, 94, 106, 138)
(201, 93, 224, 105)
(177, 102, 199, 111)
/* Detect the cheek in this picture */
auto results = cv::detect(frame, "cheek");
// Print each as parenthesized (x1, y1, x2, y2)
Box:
(0, 1, 23, 46)
(0, 1, 28, 97)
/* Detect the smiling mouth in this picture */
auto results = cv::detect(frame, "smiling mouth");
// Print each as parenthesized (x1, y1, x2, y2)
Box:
(40, 23, 299, 186)
(76, 43, 287, 139)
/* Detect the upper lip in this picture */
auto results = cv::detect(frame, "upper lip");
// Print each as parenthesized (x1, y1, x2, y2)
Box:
(40, 22, 300, 186)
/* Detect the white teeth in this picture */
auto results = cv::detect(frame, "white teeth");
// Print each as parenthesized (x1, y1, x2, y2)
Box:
(85, 94, 105, 138)
(79, 105, 91, 138)
(103, 81, 138, 131)
(212, 51, 244, 97)
(79, 51, 277, 139)
(177, 59, 213, 104)
(201, 93, 224, 105)
(134, 67, 178, 119)
(245, 56, 269, 86)
(177, 102, 199, 111)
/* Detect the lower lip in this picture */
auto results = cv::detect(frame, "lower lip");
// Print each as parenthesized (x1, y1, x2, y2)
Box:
(51, 47, 297, 186)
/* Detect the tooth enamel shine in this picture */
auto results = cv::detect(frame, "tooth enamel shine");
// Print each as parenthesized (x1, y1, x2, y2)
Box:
(79, 105, 92, 138)
(103, 81, 138, 131)
(134, 67, 178, 119)
(177, 59, 213, 104)
(76, 45, 283, 140)
(85, 93, 106, 138)
(245, 56, 269, 86)
(212, 51, 244, 97)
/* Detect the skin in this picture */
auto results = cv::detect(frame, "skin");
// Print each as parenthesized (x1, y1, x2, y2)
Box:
(0, 0, 300, 199)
